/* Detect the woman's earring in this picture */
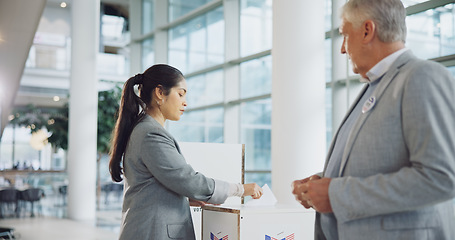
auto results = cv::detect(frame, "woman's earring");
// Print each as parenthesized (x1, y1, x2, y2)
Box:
(156, 100, 160, 106)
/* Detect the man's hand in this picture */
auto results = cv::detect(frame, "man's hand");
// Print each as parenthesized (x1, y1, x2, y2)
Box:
(292, 175, 317, 208)
(292, 175, 333, 213)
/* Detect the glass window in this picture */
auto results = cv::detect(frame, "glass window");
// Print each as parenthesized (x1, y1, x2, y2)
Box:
(241, 98, 272, 187)
(172, 110, 205, 142)
(186, 70, 223, 108)
(0, 126, 14, 170)
(142, 0, 155, 34)
(325, 38, 332, 83)
(240, 55, 272, 98)
(168, 107, 224, 143)
(0, 126, 50, 171)
(245, 172, 272, 190)
(168, 6, 224, 74)
(240, 0, 272, 56)
(407, 3, 455, 59)
(447, 65, 455, 76)
(402, 0, 430, 8)
(169, 0, 212, 21)
(325, 0, 332, 32)
(142, 38, 154, 71)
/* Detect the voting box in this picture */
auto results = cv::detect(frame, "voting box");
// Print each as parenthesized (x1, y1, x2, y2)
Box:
(179, 142, 244, 240)
(202, 204, 315, 240)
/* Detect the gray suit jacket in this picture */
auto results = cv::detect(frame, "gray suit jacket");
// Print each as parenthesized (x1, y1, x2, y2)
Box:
(318, 50, 455, 240)
(119, 115, 229, 240)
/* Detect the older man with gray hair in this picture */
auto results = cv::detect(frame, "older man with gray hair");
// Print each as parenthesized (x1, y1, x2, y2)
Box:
(292, 0, 455, 239)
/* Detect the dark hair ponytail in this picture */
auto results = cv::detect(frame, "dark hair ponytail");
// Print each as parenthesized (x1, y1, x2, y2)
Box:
(109, 64, 184, 182)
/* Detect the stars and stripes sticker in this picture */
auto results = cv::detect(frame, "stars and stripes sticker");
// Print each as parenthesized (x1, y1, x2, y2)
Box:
(210, 232, 228, 240)
(265, 233, 295, 240)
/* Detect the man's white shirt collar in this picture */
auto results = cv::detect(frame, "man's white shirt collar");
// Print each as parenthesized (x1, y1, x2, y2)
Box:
(360, 48, 409, 83)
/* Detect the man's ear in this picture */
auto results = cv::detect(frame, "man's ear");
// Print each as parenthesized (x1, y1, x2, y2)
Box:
(362, 20, 376, 43)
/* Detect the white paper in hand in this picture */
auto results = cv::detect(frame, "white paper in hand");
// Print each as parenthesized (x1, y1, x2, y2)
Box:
(244, 184, 277, 206)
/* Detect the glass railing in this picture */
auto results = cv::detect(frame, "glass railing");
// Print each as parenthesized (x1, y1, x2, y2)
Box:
(25, 47, 129, 78)
(97, 53, 129, 77)
(25, 32, 129, 78)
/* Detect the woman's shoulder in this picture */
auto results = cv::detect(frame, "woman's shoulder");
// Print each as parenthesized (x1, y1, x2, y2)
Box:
(133, 115, 172, 139)
(130, 116, 178, 151)
(134, 116, 160, 132)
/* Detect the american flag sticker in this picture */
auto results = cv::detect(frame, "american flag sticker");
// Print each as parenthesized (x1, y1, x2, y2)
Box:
(210, 232, 228, 240)
(265, 233, 295, 240)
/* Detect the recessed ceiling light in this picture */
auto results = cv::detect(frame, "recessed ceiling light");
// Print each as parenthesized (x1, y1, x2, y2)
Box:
(53, 96, 60, 102)
(60, 2, 67, 8)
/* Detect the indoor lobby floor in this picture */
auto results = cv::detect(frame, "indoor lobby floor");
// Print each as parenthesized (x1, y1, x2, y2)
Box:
(0, 217, 118, 240)
(0, 187, 123, 239)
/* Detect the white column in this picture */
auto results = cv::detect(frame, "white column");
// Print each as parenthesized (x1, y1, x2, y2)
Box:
(154, 0, 169, 64)
(129, 0, 142, 74)
(271, 0, 326, 204)
(67, 0, 99, 222)
(223, 0, 240, 144)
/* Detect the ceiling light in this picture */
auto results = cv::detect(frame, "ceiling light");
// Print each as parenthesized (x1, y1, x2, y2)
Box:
(53, 96, 60, 102)
(60, 2, 67, 8)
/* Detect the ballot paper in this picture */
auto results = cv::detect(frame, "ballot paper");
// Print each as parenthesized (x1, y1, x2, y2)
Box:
(244, 184, 277, 206)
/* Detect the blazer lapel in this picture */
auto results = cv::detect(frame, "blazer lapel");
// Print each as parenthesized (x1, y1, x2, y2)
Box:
(337, 51, 415, 176)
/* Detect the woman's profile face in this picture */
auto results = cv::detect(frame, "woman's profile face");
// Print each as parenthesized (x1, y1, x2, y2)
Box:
(161, 79, 187, 121)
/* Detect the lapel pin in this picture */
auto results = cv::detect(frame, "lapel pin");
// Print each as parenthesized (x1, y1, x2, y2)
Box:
(362, 96, 376, 113)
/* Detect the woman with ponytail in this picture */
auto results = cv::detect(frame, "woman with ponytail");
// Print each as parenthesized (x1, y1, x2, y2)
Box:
(109, 64, 263, 240)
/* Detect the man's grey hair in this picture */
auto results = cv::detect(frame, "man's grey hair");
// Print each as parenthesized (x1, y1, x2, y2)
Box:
(341, 0, 407, 43)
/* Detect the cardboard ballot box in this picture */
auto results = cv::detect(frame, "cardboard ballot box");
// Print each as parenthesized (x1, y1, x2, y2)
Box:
(202, 204, 315, 240)
(179, 142, 244, 240)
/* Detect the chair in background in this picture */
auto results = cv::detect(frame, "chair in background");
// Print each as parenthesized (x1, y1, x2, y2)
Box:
(58, 185, 67, 206)
(18, 188, 43, 217)
(101, 183, 123, 205)
(0, 189, 19, 218)
(0, 227, 15, 240)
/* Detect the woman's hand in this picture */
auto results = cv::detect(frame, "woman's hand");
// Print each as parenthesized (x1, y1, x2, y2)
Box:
(243, 183, 263, 199)
(189, 199, 207, 207)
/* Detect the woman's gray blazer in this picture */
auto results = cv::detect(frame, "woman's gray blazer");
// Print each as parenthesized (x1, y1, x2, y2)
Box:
(119, 115, 229, 240)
